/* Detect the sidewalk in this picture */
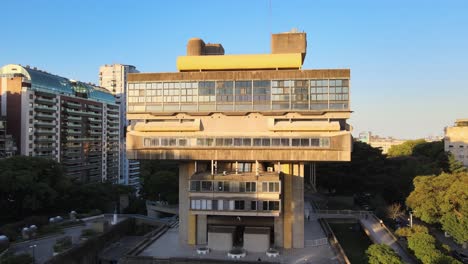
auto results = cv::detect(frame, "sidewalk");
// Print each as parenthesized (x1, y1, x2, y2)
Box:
(360, 217, 415, 264)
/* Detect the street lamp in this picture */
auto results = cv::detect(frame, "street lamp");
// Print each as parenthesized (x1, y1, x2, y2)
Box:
(29, 244, 37, 264)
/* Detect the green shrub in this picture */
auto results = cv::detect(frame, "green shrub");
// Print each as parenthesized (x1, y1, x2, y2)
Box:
(395, 224, 428, 238)
(53, 236, 72, 253)
(37, 224, 63, 236)
(0, 253, 33, 264)
(81, 229, 97, 238)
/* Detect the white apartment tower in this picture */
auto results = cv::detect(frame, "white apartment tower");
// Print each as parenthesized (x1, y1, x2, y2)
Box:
(99, 64, 141, 189)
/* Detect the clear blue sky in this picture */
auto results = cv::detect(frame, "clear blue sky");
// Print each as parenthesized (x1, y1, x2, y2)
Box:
(2, 0, 467, 139)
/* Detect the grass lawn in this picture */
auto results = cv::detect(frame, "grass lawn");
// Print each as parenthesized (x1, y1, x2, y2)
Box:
(329, 223, 373, 264)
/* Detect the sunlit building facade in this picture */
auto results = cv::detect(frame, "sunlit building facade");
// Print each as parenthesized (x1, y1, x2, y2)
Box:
(99, 64, 141, 189)
(445, 119, 468, 167)
(0, 64, 120, 183)
(126, 32, 352, 251)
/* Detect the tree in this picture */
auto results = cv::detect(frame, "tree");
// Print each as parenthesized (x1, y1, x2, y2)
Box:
(0, 156, 69, 219)
(395, 224, 428, 238)
(366, 244, 403, 264)
(407, 232, 462, 264)
(386, 203, 405, 221)
(448, 153, 467, 174)
(406, 172, 468, 244)
(387, 139, 426, 157)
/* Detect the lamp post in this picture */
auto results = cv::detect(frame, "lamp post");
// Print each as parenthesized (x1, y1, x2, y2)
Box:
(409, 211, 413, 228)
(29, 244, 37, 264)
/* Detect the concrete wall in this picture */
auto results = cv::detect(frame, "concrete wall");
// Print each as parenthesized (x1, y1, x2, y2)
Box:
(196, 215, 207, 244)
(207, 232, 233, 251)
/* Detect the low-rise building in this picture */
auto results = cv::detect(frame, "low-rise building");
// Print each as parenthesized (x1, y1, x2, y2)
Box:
(445, 119, 468, 166)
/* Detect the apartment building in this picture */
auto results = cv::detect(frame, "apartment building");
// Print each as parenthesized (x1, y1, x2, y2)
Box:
(126, 32, 352, 252)
(445, 119, 468, 166)
(0, 118, 16, 158)
(0, 64, 120, 183)
(99, 64, 140, 188)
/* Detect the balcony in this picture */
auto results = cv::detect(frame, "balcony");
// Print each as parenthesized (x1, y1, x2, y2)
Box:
(107, 113, 119, 119)
(87, 104, 102, 111)
(88, 117, 102, 123)
(34, 138, 56, 143)
(34, 146, 56, 152)
(34, 121, 55, 128)
(65, 109, 84, 115)
(64, 122, 81, 128)
(65, 101, 81, 107)
(35, 97, 55, 105)
(65, 116, 82, 121)
(34, 129, 56, 135)
(35, 113, 55, 120)
(89, 130, 102, 136)
(65, 129, 82, 135)
(89, 124, 102, 129)
(35, 105, 57, 112)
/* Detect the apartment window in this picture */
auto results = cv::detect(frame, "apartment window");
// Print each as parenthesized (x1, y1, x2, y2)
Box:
(190, 181, 200, 191)
(245, 182, 256, 192)
(262, 201, 280, 211)
(201, 181, 213, 191)
(251, 201, 257, 210)
(234, 200, 245, 210)
(262, 182, 280, 192)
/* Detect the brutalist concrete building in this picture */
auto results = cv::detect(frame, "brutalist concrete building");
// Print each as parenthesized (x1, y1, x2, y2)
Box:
(126, 31, 352, 251)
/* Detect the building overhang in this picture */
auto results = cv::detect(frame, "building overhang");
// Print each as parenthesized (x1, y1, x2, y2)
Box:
(176, 53, 303, 72)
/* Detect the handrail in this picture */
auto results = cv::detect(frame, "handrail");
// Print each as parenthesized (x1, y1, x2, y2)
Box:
(318, 218, 351, 264)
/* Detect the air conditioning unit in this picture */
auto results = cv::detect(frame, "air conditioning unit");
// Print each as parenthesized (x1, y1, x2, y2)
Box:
(267, 167, 274, 172)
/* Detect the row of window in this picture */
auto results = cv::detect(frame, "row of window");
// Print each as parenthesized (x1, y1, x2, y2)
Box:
(143, 137, 330, 148)
(190, 199, 280, 211)
(127, 79, 350, 112)
(189, 181, 280, 193)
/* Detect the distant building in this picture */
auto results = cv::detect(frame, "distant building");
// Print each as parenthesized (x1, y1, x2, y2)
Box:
(126, 31, 352, 251)
(99, 64, 140, 190)
(445, 119, 468, 167)
(0, 64, 120, 183)
(358, 131, 406, 154)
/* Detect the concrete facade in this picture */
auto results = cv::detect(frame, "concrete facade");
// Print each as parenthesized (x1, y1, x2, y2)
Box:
(126, 31, 352, 253)
(445, 119, 468, 166)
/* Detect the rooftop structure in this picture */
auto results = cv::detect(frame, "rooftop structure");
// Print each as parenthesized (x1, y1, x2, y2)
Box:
(126, 31, 352, 254)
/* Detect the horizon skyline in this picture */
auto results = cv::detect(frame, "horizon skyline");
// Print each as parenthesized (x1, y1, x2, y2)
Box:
(2, 0, 467, 139)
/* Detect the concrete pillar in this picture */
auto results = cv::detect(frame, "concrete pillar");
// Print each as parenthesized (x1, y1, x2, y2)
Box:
(292, 163, 305, 248)
(179, 162, 195, 245)
(282, 163, 293, 249)
(188, 214, 197, 245)
(274, 216, 284, 247)
(196, 214, 207, 245)
(281, 163, 304, 249)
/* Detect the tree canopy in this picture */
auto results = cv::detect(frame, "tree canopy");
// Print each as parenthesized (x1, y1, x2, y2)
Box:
(406, 172, 468, 244)
(0, 156, 134, 223)
(366, 244, 403, 264)
(139, 160, 179, 204)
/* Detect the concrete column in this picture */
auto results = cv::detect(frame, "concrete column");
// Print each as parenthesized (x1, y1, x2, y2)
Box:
(196, 214, 207, 245)
(179, 162, 195, 245)
(292, 163, 305, 248)
(282, 163, 293, 249)
(274, 216, 284, 247)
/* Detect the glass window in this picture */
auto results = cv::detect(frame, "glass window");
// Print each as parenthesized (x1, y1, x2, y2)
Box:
(235, 81, 252, 102)
(216, 81, 234, 102)
(251, 201, 257, 210)
(234, 200, 245, 210)
(190, 181, 200, 191)
(292, 80, 309, 109)
(201, 181, 212, 191)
